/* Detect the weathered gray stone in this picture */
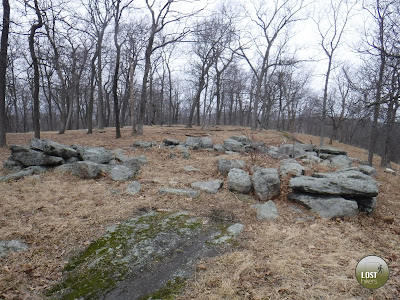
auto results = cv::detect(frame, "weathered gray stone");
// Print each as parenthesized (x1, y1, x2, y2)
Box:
(227, 223, 244, 235)
(252, 168, 280, 201)
(252, 200, 279, 221)
(358, 165, 378, 177)
(217, 159, 245, 176)
(183, 166, 199, 172)
(30, 138, 78, 159)
(213, 144, 225, 153)
(185, 137, 202, 150)
(11, 146, 64, 166)
(0, 166, 46, 182)
(132, 141, 156, 148)
(227, 168, 251, 194)
(279, 159, 305, 178)
(200, 137, 213, 149)
(73, 161, 101, 179)
(329, 155, 353, 169)
(126, 181, 142, 195)
(110, 165, 136, 181)
(163, 139, 180, 146)
(2, 158, 23, 170)
(158, 187, 199, 198)
(54, 163, 74, 174)
(191, 180, 223, 194)
(317, 146, 347, 156)
(288, 193, 359, 218)
(230, 135, 251, 145)
(384, 168, 397, 176)
(278, 144, 306, 158)
(77, 146, 113, 164)
(290, 173, 378, 198)
(0, 240, 29, 258)
(223, 138, 245, 152)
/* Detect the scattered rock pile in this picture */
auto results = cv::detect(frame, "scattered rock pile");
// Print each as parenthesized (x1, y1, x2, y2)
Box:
(288, 167, 379, 217)
(2, 139, 146, 182)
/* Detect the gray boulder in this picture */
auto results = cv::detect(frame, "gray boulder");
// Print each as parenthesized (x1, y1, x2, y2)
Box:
(191, 180, 223, 194)
(217, 159, 245, 176)
(30, 138, 78, 159)
(223, 138, 245, 152)
(11, 146, 64, 167)
(252, 200, 279, 221)
(158, 187, 199, 198)
(279, 159, 305, 178)
(54, 163, 74, 174)
(230, 135, 251, 145)
(0, 166, 46, 182)
(126, 181, 142, 195)
(317, 146, 347, 156)
(163, 139, 180, 146)
(110, 165, 136, 181)
(290, 173, 378, 198)
(132, 141, 156, 148)
(227, 168, 251, 194)
(329, 155, 353, 169)
(185, 137, 202, 150)
(2, 158, 23, 170)
(288, 193, 359, 218)
(278, 144, 306, 158)
(200, 137, 213, 149)
(72, 161, 101, 179)
(77, 146, 112, 164)
(252, 168, 280, 201)
(213, 144, 225, 153)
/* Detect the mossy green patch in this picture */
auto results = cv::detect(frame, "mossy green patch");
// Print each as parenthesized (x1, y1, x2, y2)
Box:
(140, 277, 186, 300)
(48, 211, 202, 299)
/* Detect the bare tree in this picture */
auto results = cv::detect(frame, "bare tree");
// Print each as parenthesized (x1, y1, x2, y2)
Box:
(0, 0, 10, 146)
(27, 0, 44, 139)
(240, 0, 307, 130)
(315, 0, 355, 147)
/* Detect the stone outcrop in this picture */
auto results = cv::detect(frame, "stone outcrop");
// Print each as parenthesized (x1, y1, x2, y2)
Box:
(288, 193, 359, 218)
(10, 145, 64, 167)
(227, 168, 251, 194)
(252, 168, 280, 200)
(30, 138, 78, 159)
(289, 167, 379, 215)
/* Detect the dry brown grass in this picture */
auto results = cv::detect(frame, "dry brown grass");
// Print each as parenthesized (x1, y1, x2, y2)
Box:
(0, 126, 399, 299)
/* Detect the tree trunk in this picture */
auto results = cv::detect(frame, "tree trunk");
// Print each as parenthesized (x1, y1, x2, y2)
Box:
(0, 0, 10, 146)
(319, 55, 333, 147)
(29, 0, 43, 139)
(87, 51, 98, 134)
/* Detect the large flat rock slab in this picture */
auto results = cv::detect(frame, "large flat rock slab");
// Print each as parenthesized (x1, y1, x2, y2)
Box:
(288, 193, 359, 218)
(290, 173, 378, 198)
(48, 211, 241, 299)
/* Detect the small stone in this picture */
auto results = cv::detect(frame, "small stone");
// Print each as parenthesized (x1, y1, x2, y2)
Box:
(184, 166, 199, 172)
(158, 187, 199, 198)
(191, 180, 223, 194)
(127, 181, 142, 195)
(227, 223, 244, 235)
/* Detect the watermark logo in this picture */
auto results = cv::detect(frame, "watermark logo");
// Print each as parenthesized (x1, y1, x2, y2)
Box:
(355, 255, 389, 289)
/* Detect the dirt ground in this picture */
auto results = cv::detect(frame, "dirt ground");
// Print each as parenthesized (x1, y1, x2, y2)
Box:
(0, 125, 399, 299)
